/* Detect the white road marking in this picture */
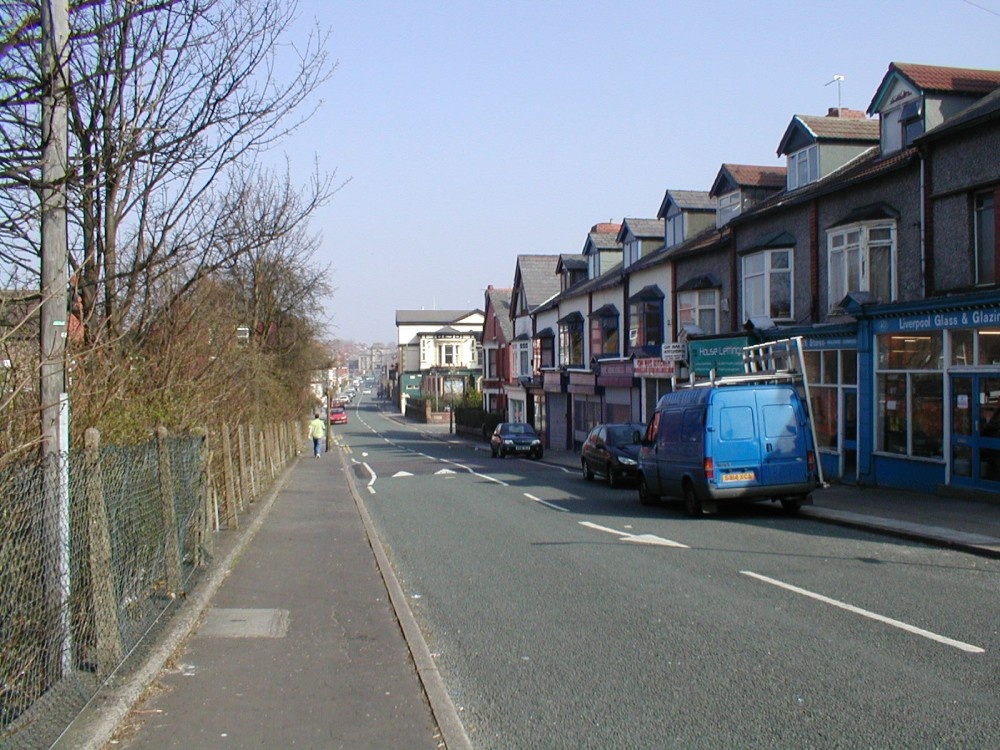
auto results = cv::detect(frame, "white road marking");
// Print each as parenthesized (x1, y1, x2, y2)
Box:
(580, 521, 628, 535)
(578, 521, 688, 548)
(740, 571, 985, 654)
(623, 533, 689, 548)
(435, 468, 457, 475)
(391, 471, 414, 478)
(524, 493, 569, 512)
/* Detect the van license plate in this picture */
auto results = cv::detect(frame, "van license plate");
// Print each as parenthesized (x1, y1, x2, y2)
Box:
(722, 471, 755, 482)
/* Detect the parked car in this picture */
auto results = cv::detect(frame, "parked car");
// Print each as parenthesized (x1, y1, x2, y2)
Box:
(581, 423, 646, 487)
(329, 404, 348, 425)
(490, 422, 543, 459)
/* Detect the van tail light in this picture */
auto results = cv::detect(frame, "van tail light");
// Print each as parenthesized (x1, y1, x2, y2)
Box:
(807, 450, 816, 475)
(704, 457, 714, 481)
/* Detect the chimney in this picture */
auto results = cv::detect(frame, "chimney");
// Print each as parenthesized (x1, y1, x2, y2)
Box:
(827, 107, 867, 119)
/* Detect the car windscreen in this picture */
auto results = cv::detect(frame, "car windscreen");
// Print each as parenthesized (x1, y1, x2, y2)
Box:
(607, 425, 642, 444)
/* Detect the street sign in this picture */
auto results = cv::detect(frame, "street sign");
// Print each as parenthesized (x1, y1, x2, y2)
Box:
(661, 342, 688, 362)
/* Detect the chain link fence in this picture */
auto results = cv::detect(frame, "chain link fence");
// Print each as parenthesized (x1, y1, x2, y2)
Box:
(1, 421, 301, 749)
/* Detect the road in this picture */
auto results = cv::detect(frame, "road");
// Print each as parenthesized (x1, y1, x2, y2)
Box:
(340, 399, 1000, 749)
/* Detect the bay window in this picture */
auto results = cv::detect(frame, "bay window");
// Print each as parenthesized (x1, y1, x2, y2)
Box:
(589, 305, 619, 359)
(828, 222, 896, 311)
(742, 248, 792, 322)
(559, 313, 584, 367)
(678, 289, 719, 335)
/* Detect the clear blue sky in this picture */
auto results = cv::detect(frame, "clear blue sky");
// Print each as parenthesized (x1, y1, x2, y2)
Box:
(278, 0, 1000, 345)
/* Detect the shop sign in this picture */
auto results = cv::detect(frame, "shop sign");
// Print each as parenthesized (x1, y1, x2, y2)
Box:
(874, 308, 1000, 334)
(688, 336, 749, 377)
(634, 357, 675, 377)
(661, 342, 687, 361)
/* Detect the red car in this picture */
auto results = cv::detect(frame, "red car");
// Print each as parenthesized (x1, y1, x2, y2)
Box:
(329, 404, 348, 425)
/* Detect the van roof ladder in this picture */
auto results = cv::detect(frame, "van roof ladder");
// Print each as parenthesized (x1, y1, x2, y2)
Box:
(681, 336, 826, 486)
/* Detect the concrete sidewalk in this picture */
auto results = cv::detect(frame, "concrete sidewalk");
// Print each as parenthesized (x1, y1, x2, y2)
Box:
(57, 447, 464, 750)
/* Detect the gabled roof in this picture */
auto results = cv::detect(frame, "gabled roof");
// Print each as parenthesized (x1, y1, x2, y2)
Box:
(710, 164, 787, 197)
(657, 189, 715, 218)
(512, 254, 561, 313)
(555, 254, 587, 273)
(582, 227, 622, 255)
(484, 286, 514, 342)
(776, 113, 878, 156)
(396, 309, 483, 326)
(868, 62, 1000, 113)
(617, 217, 664, 243)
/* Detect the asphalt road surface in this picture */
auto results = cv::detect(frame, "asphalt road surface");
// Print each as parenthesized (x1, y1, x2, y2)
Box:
(341, 399, 1000, 750)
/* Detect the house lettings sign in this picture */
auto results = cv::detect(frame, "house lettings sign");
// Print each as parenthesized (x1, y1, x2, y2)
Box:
(688, 336, 751, 377)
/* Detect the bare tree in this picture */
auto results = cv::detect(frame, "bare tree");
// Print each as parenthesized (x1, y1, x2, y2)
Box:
(0, 0, 342, 445)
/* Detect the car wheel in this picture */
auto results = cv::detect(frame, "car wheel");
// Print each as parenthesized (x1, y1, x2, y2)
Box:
(781, 496, 804, 514)
(607, 463, 619, 488)
(582, 460, 594, 481)
(638, 476, 659, 506)
(683, 480, 702, 517)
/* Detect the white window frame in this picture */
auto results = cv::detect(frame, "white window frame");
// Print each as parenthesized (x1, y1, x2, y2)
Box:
(787, 144, 819, 190)
(514, 340, 531, 378)
(439, 342, 457, 366)
(665, 214, 684, 247)
(625, 238, 640, 267)
(827, 221, 897, 312)
(677, 289, 720, 335)
(717, 191, 741, 227)
(741, 248, 793, 322)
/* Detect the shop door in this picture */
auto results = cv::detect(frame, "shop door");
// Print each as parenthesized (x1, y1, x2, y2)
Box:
(950, 374, 1000, 487)
(841, 388, 858, 481)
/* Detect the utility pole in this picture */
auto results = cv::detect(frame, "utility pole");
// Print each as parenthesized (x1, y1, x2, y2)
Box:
(40, 0, 71, 679)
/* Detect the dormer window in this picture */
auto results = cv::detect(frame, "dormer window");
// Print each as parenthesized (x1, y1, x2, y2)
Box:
(900, 99, 924, 147)
(787, 144, 818, 190)
(717, 191, 741, 227)
(625, 239, 640, 266)
(665, 214, 683, 247)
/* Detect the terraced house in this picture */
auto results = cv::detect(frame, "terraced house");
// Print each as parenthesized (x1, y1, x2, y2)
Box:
(483, 61, 1000, 497)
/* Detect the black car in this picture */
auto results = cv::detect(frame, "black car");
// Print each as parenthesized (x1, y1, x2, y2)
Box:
(581, 423, 645, 487)
(490, 422, 543, 459)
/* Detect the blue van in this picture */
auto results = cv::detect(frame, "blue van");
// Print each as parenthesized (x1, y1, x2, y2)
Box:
(637, 383, 819, 515)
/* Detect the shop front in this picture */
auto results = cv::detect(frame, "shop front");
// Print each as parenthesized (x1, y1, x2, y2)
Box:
(633, 356, 676, 422)
(568, 369, 599, 449)
(850, 292, 1000, 494)
(542, 370, 570, 450)
(596, 359, 640, 423)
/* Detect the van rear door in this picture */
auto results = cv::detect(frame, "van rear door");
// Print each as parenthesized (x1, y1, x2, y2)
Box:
(711, 389, 764, 489)
(756, 387, 810, 487)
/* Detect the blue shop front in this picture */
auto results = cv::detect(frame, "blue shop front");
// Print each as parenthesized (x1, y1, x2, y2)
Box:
(844, 291, 1000, 495)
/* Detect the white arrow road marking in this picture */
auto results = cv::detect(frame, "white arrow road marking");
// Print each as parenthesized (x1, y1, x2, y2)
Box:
(391, 471, 413, 478)
(741, 571, 985, 654)
(524, 493, 569, 512)
(624, 533, 689, 547)
(435, 468, 457, 475)
(578, 521, 688, 548)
